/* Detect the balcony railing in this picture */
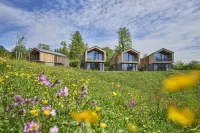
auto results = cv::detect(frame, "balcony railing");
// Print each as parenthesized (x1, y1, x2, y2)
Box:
(87, 58, 104, 61)
(156, 58, 172, 61)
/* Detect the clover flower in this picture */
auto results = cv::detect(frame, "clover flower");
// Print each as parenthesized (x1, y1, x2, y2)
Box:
(128, 99, 136, 108)
(91, 100, 97, 106)
(31, 96, 39, 105)
(80, 85, 88, 97)
(56, 87, 68, 97)
(50, 125, 59, 133)
(13, 95, 25, 105)
(37, 74, 51, 86)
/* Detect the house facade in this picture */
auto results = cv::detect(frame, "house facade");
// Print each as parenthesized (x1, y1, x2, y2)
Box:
(81, 46, 106, 71)
(28, 48, 69, 67)
(140, 48, 174, 71)
(110, 49, 140, 71)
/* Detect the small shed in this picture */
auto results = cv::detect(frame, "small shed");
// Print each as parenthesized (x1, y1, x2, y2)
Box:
(28, 48, 69, 67)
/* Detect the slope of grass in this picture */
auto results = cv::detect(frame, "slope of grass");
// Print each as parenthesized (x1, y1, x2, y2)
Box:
(0, 60, 200, 133)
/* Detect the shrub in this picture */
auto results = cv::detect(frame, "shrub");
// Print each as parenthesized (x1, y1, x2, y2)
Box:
(69, 59, 80, 68)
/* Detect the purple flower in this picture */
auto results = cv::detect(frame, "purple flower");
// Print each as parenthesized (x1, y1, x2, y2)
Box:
(6, 105, 12, 112)
(19, 108, 26, 115)
(13, 102, 19, 107)
(41, 106, 52, 111)
(25, 98, 32, 104)
(24, 121, 40, 133)
(80, 85, 88, 97)
(56, 87, 68, 97)
(37, 74, 47, 81)
(128, 99, 136, 108)
(37, 74, 51, 86)
(31, 96, 39, 105)
(50, 125, 58, 133)
(91, 100, 97, 106)
(13, 95, 25, 105)
(50, 110, 56, 116)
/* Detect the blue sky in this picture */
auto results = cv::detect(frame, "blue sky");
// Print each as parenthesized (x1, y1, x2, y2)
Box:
(0, 0, 200, 61)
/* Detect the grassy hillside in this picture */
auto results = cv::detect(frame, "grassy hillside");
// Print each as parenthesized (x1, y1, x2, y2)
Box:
(0, 60, 200, 133)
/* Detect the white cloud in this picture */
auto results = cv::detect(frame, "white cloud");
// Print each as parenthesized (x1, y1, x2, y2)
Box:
(0, 0, 200, 61)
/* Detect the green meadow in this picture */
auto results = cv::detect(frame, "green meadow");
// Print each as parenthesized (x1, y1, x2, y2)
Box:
(0, 60, 200, 133)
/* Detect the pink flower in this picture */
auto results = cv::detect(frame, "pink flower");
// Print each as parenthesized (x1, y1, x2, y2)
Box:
(128, 99, 136, 108)
(50, 110, 56, 116)
(24, 121, 40, 133)
(56, 87, 68, 97)
(50, 125, 58, 133)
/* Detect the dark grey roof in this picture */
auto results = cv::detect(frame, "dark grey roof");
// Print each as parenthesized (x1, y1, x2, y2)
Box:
(33, 48, 68, 57)
(141, 48, 174, 60)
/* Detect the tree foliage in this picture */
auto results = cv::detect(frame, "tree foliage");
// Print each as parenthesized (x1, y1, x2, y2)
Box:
(173, 60, 200, 70)
(12, 34, 28, 59)
(102, 47, 114, 67)
(69, 31, 85, 60)
(115, 27, 132, 55)
(37, 43, 51, 51)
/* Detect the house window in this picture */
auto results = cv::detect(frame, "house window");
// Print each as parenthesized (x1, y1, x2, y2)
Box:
(86, 63, 103, 71)
(155, 53, 170, 61)
(154, 64, 170, 71)
(87, 51, 103, 61)
(121, 64, 136, 71)
(123, 52, 137, 61)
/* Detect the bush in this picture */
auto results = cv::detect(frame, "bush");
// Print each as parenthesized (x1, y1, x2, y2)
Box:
(69, 59, 80, 68)
(173, 60, 200, 70)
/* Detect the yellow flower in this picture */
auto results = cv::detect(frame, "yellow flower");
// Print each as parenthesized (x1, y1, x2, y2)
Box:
(100, 123, 107, 128)
(128, 124, 138, 133)
(117, 84, 120, 87)
(42, 100, 48, 105)
(163, 71, 200, 92)
(5, 76, 9, 79)
(30, 124, 39, 131)
(6, 65, 11, 68)
(113, 92, 117, 96)
(0, 78, 5, 84)
(26, 74, 30, 78)
(43, 110, 51, 116)
(30, 110, 39, 116)
(111, 82, 114, 85)
(168, 106, 194, 126)
(72, 110, 99, 124)
(72, 84, 76, 87)
(95, 106, 101, 111)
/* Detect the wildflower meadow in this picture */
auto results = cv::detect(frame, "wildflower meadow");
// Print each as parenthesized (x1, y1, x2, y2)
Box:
(0, 59, 200, 133)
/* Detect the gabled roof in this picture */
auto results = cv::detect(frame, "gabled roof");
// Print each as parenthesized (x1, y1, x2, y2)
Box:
(86, 46, 105, 53)
(122, 48, 140, 54)
(111, 48, 140, 60)
(31, 48, 68, 57)
(154, 48, 174, 54)
(141, 48, 174, 60)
